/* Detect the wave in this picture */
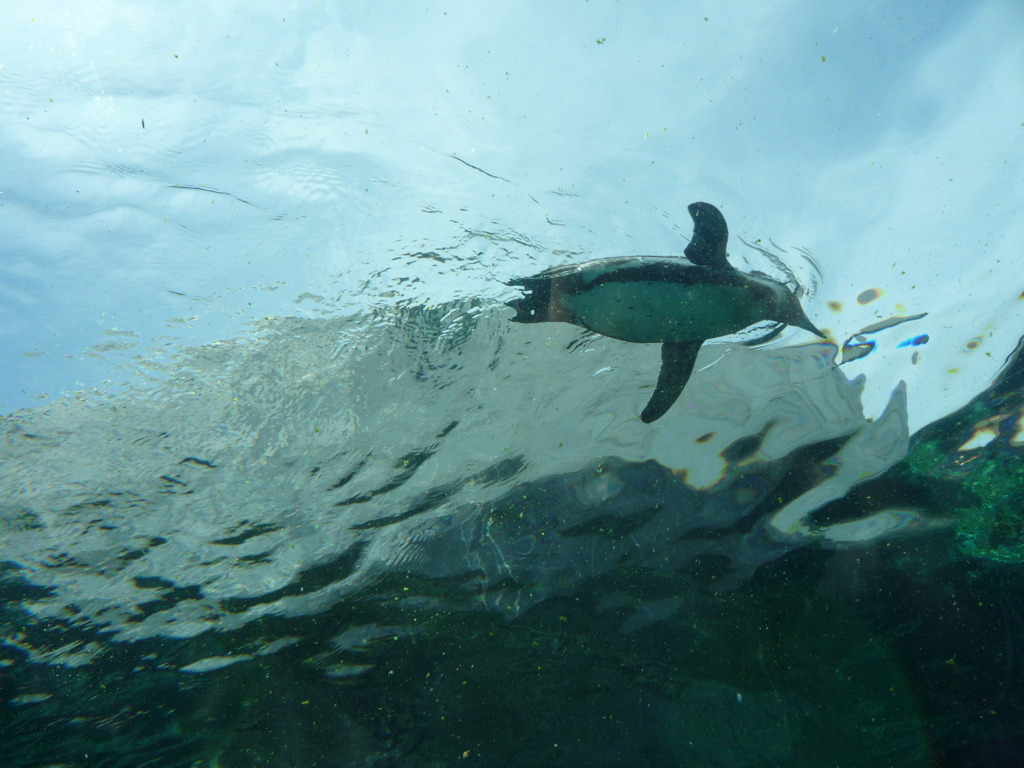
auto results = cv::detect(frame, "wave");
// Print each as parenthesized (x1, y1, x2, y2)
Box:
(0, 299, 915, 643)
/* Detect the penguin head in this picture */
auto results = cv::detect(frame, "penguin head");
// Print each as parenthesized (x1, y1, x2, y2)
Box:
(777, 293, 827, 339)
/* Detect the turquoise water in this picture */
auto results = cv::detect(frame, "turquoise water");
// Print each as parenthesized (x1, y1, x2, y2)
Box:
(2, 2, 1024, 766)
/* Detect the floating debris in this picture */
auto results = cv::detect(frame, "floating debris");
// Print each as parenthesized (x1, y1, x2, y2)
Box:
(840, 313, 928, 364)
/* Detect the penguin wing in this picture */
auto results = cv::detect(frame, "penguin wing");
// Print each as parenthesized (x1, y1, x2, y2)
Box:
(640, 341, 703, 423)
(683, 202, 731, 270)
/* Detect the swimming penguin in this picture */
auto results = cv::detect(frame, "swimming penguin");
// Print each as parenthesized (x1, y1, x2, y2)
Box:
(506, 202, 826, 423)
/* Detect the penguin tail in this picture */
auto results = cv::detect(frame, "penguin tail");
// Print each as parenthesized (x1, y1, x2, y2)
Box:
(505, 279, 552, 323)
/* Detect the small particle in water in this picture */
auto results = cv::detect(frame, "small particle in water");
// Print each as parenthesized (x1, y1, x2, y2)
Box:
(1011, 416, 1024, 447)
(512, 534, 536, 556)
(912, 351, 920, 364)
(11, 693, 52, 706)
(671, 467, 689, 483)
(840, 340, 875, 364)
(141, 118, 145, 129)
(966, 337, 982, 351)
(855, 313, 928, 336)
(959, 423, 999, 451)
(180, 655, 250, 673)
(897, 334, 929, 348)
(696, 432, 714, 443)
(322, 663, 374, 679)
(856, 288, 881, 305)
(827, 301, 842, 312)
(721, 433, 765, 463)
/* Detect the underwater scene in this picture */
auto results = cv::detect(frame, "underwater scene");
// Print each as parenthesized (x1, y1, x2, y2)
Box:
(2, 3, 1023, 767)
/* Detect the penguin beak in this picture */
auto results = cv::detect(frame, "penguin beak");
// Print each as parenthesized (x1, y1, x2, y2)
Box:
(799, 319, 828, 339)
(791, 307, 828, 339)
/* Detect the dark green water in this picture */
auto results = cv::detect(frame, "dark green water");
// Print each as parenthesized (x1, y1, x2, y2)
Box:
(2, 315, 1023, 767)
(4, 539, 1023, 767)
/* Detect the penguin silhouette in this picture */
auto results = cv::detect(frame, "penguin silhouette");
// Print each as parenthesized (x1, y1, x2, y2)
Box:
(507, 202, 826, 422)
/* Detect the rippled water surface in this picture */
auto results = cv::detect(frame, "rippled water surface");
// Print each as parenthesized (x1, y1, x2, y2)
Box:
(2, 2, 1024, 767)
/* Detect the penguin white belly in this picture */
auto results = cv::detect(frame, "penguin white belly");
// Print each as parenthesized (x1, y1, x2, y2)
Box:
(564, 281, 758, 343)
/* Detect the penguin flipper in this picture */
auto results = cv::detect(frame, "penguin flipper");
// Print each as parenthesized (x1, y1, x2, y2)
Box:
(683, 202, 730, 269)
(640, 341, 702, 423)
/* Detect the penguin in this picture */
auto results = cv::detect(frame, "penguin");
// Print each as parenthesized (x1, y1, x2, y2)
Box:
(506, 202, 827, 423)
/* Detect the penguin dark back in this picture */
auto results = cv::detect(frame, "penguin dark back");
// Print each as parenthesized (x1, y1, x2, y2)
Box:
(505, 202, 826, 423)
